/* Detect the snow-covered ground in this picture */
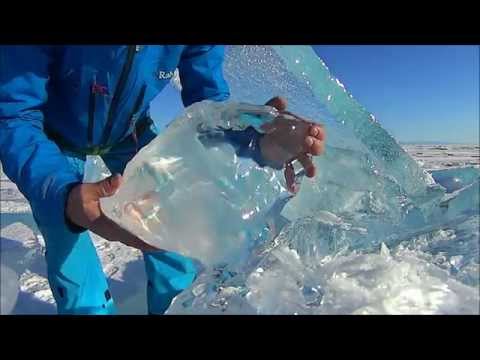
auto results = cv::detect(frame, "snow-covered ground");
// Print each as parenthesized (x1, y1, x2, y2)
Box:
(1, 144, 479, 315)
(401, 144, 480, 170)
(0, 164, 148, 314)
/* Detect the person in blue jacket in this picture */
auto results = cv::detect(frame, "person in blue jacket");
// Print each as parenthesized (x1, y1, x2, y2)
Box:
(0, 45, 325, 315)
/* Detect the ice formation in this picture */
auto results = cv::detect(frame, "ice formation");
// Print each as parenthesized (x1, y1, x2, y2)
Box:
(430, 167, 479, 193)
(98, 46, 479, 314)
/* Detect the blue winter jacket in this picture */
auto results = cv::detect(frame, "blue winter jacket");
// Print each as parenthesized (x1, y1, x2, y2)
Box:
(0, 45, 263, 229)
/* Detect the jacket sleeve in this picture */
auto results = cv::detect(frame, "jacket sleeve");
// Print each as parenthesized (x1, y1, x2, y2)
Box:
(178, 45, 230, 106)
(0, 46, 83, 229)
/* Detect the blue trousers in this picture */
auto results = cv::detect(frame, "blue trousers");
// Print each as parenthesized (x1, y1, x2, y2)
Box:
(34, 126, 197, 315)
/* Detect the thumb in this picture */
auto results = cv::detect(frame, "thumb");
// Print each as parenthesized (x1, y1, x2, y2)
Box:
(93, 174, 123, 199)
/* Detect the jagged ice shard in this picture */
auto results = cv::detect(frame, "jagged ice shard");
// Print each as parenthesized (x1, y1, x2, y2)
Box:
(97, 46, 479, 314)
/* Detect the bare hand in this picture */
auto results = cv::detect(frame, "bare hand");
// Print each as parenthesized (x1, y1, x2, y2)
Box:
(259, 97, 326, 193)
(66, 174, 160, 252)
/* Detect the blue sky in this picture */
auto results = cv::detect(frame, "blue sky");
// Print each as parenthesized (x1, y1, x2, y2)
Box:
(313, 45, 479, 144)
(150, 45, 479, 144)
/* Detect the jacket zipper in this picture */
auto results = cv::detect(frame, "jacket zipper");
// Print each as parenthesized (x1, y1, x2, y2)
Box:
(123, 84, 147, 140)
(87, 83, 96, 145)
(132, 86, 148, 153)
(100, 45, 137, 145)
